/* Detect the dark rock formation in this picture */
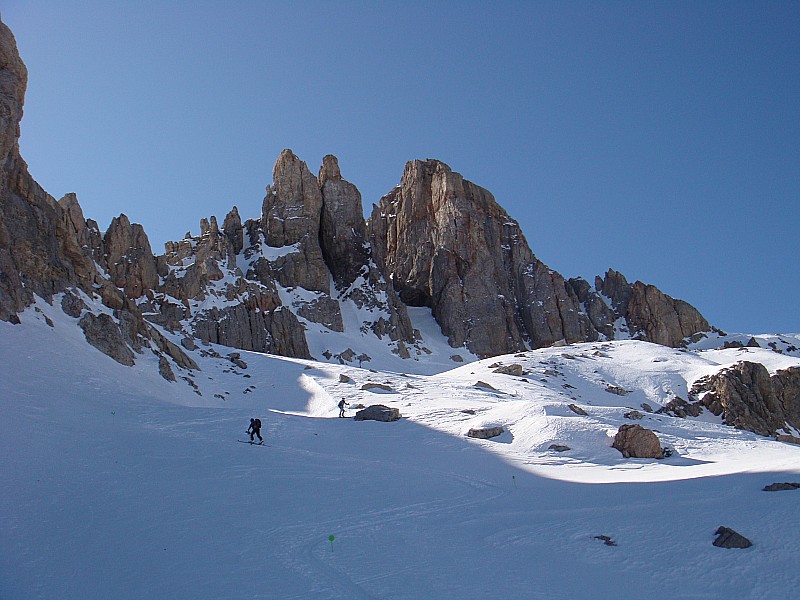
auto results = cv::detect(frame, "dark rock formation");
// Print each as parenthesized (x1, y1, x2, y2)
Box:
(61, 289, 87, 318)
(318, 154, 369, 288)
(762, 482, 800, 492)
(158, 355, 176, 382)
(594, 535, 617, 547)
(623, 410, 644, 420)
(367, 160, 710, 356)
(549, 444, 571, 452)
(690, 362, 800, 437)
(353, 405, 401, 422)
(467, 426, 505, 439)
(612, 424, 664, 459)
(568, 403, 588, 416)
(222, 206, 244, 256)
(713, 526, 752, 549)
(78, 312, 135, 366)
(655, 396, 704, 419)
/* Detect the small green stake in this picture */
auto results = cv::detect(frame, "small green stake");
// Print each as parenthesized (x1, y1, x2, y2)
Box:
(328, 534, 335, 552)
(512, 475, 517, 489)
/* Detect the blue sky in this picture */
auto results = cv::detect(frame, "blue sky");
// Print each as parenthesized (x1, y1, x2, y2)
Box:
(3, 1, 798, 333)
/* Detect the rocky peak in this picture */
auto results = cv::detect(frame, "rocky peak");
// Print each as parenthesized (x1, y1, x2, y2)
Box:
(262, 149, 323, 247)
(102, 214, 161, 299)
(318, 154, 369, 288)
(626, 281, 710, 347)
(260, 149, 329, 293)
(222, 206, 243, 256)
(595, 269, 633, 312)
(367, 158, 598, 356)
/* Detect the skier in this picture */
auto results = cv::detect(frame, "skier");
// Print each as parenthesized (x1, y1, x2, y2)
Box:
(246, 417, 263, 443)
(338, 398, 349, 418)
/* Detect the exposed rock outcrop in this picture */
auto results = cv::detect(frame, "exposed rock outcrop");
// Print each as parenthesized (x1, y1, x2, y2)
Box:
(261, 149, 329, 293)
(690, 362, 800, 437)
(318, 154, 370, 288)
(102, 214, 162, 299)
(594, 269, 709, 347)
(625, 281, 710, 347)
(78, 312, 135, 366)
(367, 160, 710, 356)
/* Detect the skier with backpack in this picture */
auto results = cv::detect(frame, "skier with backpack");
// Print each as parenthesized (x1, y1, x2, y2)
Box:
(246, 417, 263, 444)
(338, 398, 349, 418)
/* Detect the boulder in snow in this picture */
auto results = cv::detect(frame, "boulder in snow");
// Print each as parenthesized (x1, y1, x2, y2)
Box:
(467, 426, 504, 440)
(493, 363, 526, 376)
(354, 405, 401, 422)
(762, 482, 800, 492)
(612, 424, 663, 459)
(713, 526, 752, 549)
(568, 403, 588, 416)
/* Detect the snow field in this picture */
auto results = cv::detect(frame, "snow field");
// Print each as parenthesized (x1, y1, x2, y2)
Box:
(2, 298, 800, 598)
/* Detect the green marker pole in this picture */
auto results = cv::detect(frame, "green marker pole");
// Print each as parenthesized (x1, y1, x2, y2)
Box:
(328, 534, 335, 552)
(512, 475, 517, 489)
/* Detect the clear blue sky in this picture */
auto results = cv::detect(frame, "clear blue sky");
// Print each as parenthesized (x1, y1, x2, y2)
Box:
(3, 1, 798, 334)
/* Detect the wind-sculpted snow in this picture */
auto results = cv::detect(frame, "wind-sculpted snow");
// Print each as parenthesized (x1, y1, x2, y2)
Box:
(3, 299, 800, 599)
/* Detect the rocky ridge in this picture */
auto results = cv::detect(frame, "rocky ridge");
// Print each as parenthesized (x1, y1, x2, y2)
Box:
(0, 17, 721, 380)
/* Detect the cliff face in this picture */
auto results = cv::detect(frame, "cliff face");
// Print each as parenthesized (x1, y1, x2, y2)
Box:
(0, 21, 96, 322)
(0, 16, 711, 369)
(366, 159, 710, 355)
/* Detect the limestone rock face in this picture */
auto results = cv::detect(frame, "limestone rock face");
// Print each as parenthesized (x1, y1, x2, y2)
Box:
(625, 281, 710, 347)
(367, 159, 595, 356)
(102, 214, 161, 299)
(0, 20, 96, 321)
(261, 149, 329, 293)
(690, 362, 800, 437)
(318, 154, 370, 288)
(612, 424, 664, 459)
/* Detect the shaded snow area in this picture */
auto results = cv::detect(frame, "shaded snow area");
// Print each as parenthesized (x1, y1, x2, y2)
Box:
(2, 301, 800, 599)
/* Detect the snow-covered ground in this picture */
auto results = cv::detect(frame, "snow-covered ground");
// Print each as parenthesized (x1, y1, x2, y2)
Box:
(2, 298, 800, 599)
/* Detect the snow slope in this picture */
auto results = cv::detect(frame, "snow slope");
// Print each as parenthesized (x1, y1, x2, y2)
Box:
(2, 298, 800, 599)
